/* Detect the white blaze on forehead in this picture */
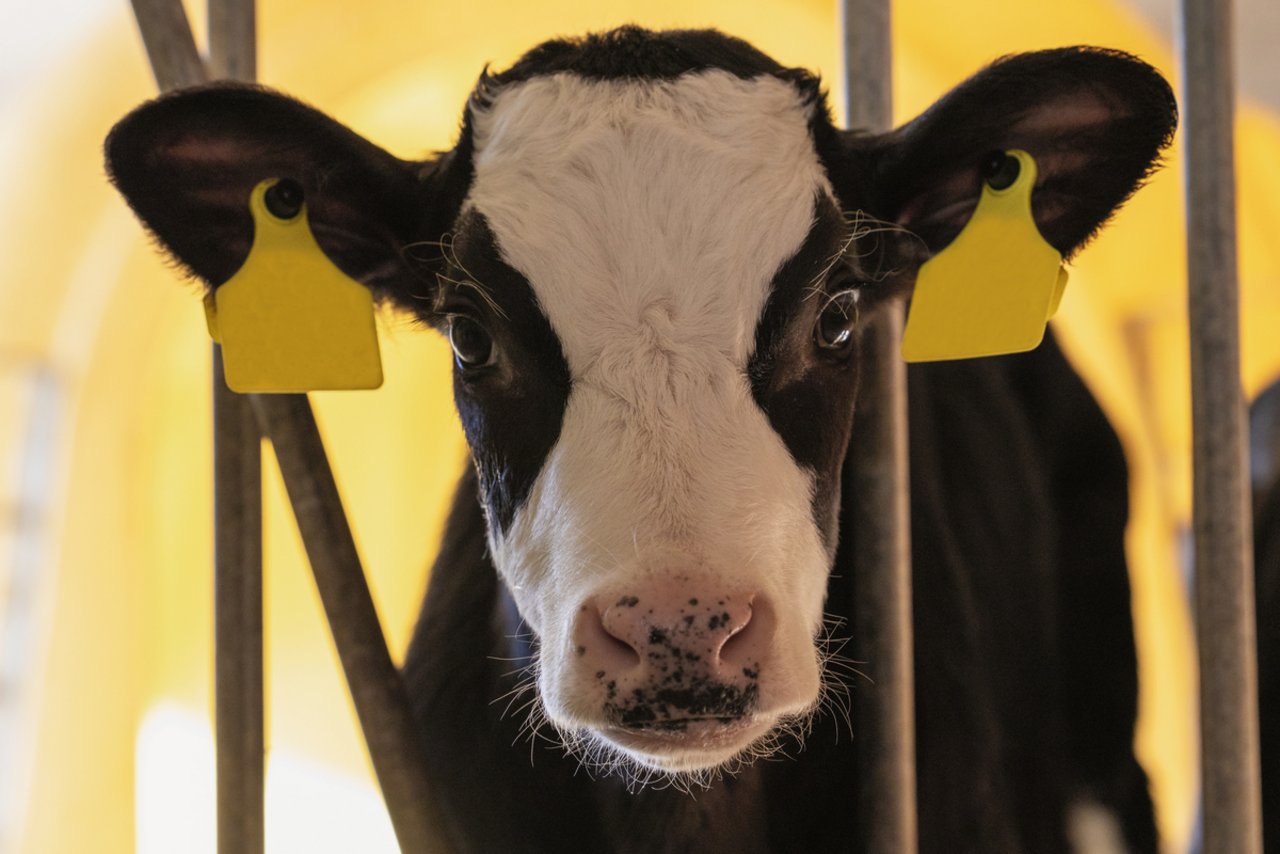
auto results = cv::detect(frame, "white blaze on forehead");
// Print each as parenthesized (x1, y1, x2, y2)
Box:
(467, 69, 831, 374)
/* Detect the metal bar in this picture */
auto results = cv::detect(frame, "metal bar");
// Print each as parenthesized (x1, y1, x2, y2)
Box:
(212, 351, 265, 854)
(209, 0, 256, 81)
(250, 394, 449, 853)
(127, 4, 269, 853)
(128, 2, 445, 848)
(207, 4, 264, 854)
(840, 4, 917, 854)
(128, 0, 207, 90)
(1179, 0, 1265, 851)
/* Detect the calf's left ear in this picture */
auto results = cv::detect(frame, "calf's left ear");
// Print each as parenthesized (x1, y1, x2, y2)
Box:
(105, 83, 466, 300)
(847, 47, 1177, 259)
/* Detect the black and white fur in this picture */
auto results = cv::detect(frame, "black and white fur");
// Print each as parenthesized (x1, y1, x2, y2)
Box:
(106, 27, 1187, 852)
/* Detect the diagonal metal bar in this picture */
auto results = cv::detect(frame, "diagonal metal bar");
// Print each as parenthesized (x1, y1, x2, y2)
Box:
(1179, 0, 1264, 851)
(840, 3, 918, 854)
(250, 394, 449, 853)
(128, 0, 208, 90)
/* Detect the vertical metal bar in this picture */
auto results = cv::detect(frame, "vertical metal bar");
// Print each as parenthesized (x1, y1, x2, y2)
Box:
(249, 394, 448, 853)
(1179, 0, 1265, 851)
(127, 3, 445, 849)
(128, 4, 268, 853)
(212, 351, 265, 854)
(840, 4, 917, 854)
(209, 0, 256, 81)
(207, 4, 264, 854)
(128, 4, 268, 851)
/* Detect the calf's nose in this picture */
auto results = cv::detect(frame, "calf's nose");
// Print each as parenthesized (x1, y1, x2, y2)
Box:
(576, 588, 768, 683)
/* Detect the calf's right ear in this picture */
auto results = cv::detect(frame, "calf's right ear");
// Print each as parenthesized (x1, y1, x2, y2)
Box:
(105, 83, 466, 302)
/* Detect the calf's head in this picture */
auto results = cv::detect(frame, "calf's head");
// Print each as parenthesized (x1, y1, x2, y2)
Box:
(107, 27, 1175, 777)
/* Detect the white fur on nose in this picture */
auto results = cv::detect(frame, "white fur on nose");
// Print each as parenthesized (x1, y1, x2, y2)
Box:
(469, 70, 833, 759)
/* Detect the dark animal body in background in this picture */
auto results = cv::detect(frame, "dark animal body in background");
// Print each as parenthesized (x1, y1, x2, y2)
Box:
(1252, 382, 1280, 850)
(105, 27, 1191, 853)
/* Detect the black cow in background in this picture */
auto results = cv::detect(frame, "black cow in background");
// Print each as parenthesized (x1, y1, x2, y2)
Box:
(106, 28, 1180, 854)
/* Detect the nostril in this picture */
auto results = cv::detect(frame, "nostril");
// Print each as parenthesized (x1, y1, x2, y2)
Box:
(600, 607, 644, 664)
(716, 595, 770, 670)
(576, 601, 642, 671)
(716, 607, 752, 659)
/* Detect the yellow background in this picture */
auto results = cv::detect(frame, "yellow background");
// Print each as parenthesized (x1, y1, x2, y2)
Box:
(3, 0, 1279, 851)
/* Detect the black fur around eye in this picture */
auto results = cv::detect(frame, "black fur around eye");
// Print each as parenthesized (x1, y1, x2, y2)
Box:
(815, 290, 860, 352)
(449, 316, 495, 370)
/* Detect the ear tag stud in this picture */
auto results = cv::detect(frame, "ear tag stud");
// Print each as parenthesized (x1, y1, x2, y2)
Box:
(901, 150, 1068, 363)
(204, 178, 383, 392)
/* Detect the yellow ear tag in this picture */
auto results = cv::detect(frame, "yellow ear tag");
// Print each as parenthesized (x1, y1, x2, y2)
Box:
(901, 150, 1068, 363)
(206, 178, 383, 392)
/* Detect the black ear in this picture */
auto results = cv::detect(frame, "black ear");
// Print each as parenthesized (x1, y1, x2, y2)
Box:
(105, 83, 466, 299)
(853, 47, 1177, 259)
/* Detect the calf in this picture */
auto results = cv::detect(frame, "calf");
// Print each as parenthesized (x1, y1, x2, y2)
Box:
(1253, 382, 1280, 849)
(106, 27, 1177, 853)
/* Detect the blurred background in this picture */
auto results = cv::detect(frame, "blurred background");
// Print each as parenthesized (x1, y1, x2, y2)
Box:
(1, 0, 1277, 851)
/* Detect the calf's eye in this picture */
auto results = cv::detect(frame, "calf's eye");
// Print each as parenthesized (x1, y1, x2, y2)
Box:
(448, 316, 495, 370)
(815, 289, 860, 352)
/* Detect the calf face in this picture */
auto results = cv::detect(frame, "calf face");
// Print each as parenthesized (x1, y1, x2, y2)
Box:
(106, 27, 1175, 778)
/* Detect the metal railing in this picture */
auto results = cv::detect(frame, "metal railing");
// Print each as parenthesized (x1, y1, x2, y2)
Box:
(127, 2, 448, 851)
(120, 0, 1265, 852)
(1180, 0, 1264, 850)
(839, 3, 918, 853)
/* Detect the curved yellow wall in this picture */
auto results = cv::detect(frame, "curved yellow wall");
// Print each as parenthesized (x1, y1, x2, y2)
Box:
(4, 1, 1278, 852)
